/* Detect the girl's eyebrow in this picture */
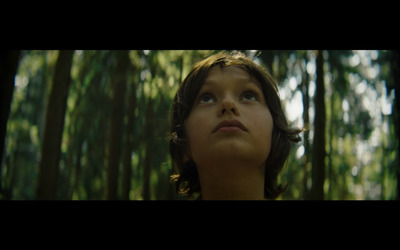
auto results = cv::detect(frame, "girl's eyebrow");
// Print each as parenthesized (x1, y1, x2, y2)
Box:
(200, 78, 263, 94)
(203, 74, 261, 87)
(242, 79, 263, 89)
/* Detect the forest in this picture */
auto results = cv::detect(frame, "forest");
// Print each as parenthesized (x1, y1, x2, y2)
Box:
(0, 50, 399, 200)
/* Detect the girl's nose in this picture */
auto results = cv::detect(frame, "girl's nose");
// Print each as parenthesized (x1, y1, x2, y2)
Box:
(217, 98, 240, 117)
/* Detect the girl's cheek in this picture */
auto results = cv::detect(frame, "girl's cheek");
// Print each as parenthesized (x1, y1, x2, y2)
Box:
(185, 111, 210, 148)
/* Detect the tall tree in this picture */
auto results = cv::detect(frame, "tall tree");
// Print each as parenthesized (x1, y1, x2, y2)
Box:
(142, 98, 155, 200)
(36, 50, 74, 200)
(389, 50, 400, 200)
(0, 50, 21, 199)
(122, 68, 137, 200)
(310, 50, 326, 200)
(300, 53, 311, 199)
(106, 50, 129, 200)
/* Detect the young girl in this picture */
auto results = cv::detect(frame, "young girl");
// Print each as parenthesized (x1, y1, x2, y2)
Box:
(169, 51, 302, 200)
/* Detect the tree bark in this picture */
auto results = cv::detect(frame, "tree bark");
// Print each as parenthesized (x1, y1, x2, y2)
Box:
(36, 50, 74, 200)
(301, 58, 310, 200)
(122, 78, 137, 200)
(310, 50, 326, 200)
(143, 99, 155, 200)
(389, 50, 400, 200)
(106, 51, 129, 200)
(0, 50, 21, 199)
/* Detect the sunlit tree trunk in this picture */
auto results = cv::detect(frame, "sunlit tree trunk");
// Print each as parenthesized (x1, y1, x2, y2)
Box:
(106, 51, 129, 200)
(310, 50, 326, 200)
(36, 50, 74, 200)
(327, 91, 336, 200)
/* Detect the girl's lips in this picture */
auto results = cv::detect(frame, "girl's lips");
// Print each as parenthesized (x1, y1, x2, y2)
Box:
(212, 119, 248, 133)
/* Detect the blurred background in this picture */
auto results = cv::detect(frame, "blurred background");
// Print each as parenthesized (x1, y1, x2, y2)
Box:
(0, 50, 399, 200)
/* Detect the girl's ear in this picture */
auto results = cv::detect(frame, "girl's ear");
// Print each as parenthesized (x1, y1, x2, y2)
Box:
(182, 144, 192, 164)
(183, 153, 190, 164)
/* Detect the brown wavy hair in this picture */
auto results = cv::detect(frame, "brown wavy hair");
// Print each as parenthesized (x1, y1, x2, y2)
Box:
(169, 51, 302, 199)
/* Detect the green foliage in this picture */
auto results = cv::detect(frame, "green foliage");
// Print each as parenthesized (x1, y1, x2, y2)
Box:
(1, 50, 398, 200)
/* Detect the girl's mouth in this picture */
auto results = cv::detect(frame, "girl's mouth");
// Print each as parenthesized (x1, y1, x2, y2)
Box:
(212, 119, 248, 133)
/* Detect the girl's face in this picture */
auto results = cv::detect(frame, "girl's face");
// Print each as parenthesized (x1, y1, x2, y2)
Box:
(184, 66, 274, 172)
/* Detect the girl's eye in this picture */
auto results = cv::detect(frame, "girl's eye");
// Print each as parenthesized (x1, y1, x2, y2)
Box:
(199, 93, 215, 104)
(241, 91, 258, 101)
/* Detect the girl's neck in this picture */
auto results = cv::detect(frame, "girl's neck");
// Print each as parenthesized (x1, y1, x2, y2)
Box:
(198, 162, 266, 200)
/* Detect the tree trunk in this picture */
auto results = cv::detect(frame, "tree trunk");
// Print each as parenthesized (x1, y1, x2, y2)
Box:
(301, 58, 310, 200)
(143, 99, 155, 200)
(106, 50, 129, 200)
(122, 78, 137, 200)
(389, 50, 400, 200)
(0, 50, 21, 199)
(310, 50, 326, 200)
(36, 50, 74, 200)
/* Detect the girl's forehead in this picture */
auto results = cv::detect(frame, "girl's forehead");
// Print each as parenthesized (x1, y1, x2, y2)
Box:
(206, 65, 249, 80)
(203, 65, 262, 89)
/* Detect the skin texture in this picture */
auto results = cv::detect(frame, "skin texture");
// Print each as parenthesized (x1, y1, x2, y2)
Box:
(184, 66, 274, 200)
